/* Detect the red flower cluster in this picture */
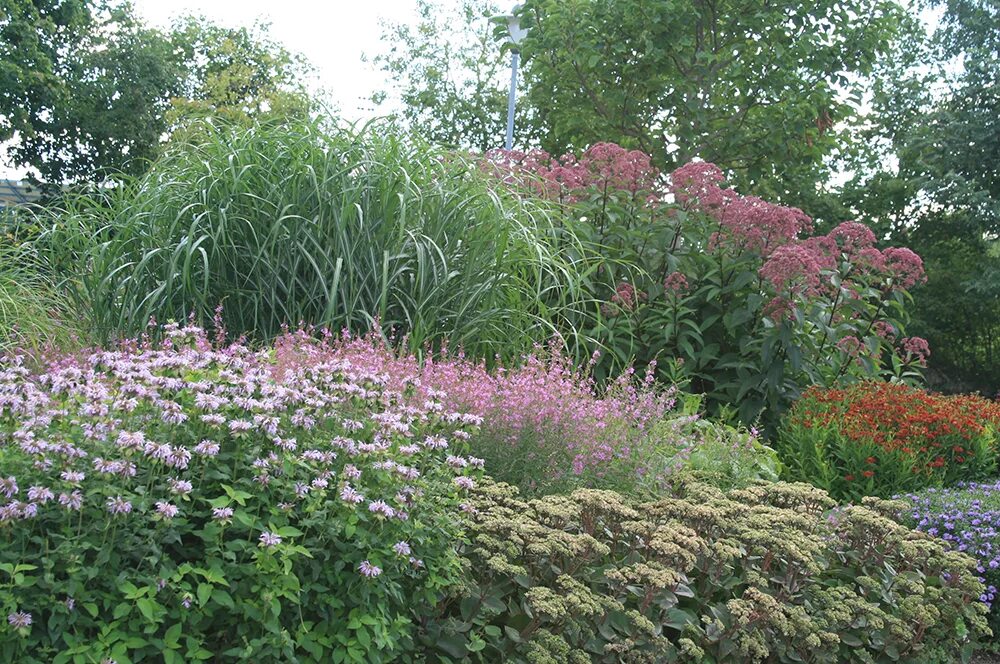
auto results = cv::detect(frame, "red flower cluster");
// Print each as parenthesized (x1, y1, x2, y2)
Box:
(791, 382, 1000, 454)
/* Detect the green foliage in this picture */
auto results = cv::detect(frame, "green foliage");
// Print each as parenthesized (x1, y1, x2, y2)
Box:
(372, 0, 908, 211)
(369, 0, 515, 152)
(0, 327, 479, 663)
(0, 243, 80, 353)
(39, 119, 581, 356)
(844, 0, 1000, 392)
(0, 2, 314, 185)
(489, 149, 926, 425)
(644, 413, 783, 492)
(165, 16, 315, 133)
(424, 479, 989, 662)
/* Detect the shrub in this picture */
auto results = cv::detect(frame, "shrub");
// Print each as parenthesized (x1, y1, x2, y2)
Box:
(423, 479, 989, 662)
(38, 118, 582, 357)
(0, 325, 482, 663)
(485, 147, 928, 424)
(777, 382, 1000, 500)
(898, 481, 1000, 636)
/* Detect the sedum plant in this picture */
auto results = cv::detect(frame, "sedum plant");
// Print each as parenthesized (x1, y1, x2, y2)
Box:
(426, 479, 989, 663)
(0, 324, 482, 663)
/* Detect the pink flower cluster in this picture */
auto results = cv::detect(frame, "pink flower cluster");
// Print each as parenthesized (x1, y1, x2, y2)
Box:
(484, 143, 660, 204)
(0, 324, 482, 595)
(670, 161, 812, 254)
(757, 220, 926, 298)
(272, 329, 675, 479)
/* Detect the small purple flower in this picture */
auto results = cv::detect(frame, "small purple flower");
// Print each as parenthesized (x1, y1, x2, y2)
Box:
(64, 597, 75, 612)
(60, 470, 85, 484)
(0, 476, 18, 498)
(193, 440, 221, 457)
(393, 541, 411, 556)
(59, 490, 83, 511)
(168, 478, 193, 495)
(26, 486, 53, 503)
(7, 611, 31, 628)
(340, 484, 364, 504)
(358, 560, 382, 578)
(155, 501, 179, 519)
(106, 495, 133, 515)
(343, 464, 361, 480)
(212, 507, 234, 522)
(368, 500, 396, 518)
(258, 531, 282, 548)
(453, 476, 475, 490)
(181, 595, 192, 609)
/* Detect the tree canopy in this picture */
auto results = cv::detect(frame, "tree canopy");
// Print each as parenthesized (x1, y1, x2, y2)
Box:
(0, 1, 314, 185)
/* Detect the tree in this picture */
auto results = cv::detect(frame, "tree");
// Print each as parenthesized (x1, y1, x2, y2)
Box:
(845, 0, 1000, 392)
(166, 16, 315, 133)
(372, 0, 907, 212)
(0, 0, 90, 147)
(0, 2, 315, 185)
(369, 0, 516, 151)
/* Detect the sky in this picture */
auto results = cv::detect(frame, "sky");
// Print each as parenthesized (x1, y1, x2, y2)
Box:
(2, 0, 510, 179)
(134, 0, 500, 120)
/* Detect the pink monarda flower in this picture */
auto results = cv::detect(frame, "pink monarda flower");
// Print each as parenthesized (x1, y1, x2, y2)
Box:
(116, 430, 145, 451)
(7, 611, 31, 628)
(0, 476, 18, 498)
(368, 500, 396, 518)
(258, 531, 282, 548)
(453, 476, 475, 490)
(106, 496, 132, 515)
(27, 486, 53, 503)
(358, 560, 382, 578)
(59, 490, 83, 511)
(212, 507, 234, 522)
(60, 470, 85, 484)
(155, 501, 179, 519)
(340, 484, 364, 504)
(343, 464, 361, 480)
(228, 419, 253, 434)
(168, 478, 193, 495)
(193, 440, 221, 457)
(393, 541, 412, 556)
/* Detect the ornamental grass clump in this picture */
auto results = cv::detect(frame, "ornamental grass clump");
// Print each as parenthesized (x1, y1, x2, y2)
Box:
(777, 381, 1000, 500)
(272, 327, 676, 495)
(0, 324, 483, 663)
(424, 479, 989, 663)
(38, 118, 583, 359)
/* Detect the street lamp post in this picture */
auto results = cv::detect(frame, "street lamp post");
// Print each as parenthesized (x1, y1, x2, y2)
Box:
(498, 5, 527, 151)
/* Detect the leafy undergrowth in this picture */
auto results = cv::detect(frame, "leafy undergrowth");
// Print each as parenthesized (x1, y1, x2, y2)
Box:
(429, 479, 989, 663)
(0, 326, 990, 662)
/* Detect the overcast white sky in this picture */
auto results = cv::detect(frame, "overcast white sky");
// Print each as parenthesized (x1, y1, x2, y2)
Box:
(2, 0, 510, 179)
(134, 0, 499, 119)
